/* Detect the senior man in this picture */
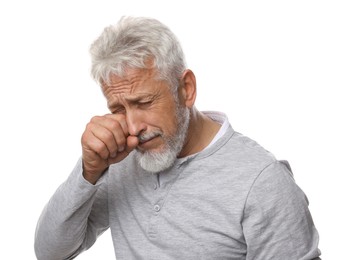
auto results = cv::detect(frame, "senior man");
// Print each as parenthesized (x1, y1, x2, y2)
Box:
(35, 16, 321, 259)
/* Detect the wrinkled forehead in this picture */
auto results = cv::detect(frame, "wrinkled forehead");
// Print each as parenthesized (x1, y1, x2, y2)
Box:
(101, 66, 158, 93)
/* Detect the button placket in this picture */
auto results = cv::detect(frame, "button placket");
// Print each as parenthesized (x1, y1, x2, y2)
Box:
(153, 204, 161, 212)
(153, 198, 164, 214)
(147, 169, 182, 240)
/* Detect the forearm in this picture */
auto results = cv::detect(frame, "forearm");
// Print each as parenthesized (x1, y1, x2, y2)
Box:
(34, 159, 105, 260)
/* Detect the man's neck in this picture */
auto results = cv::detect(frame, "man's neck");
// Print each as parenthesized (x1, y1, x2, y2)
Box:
(178, 108, 221, 158)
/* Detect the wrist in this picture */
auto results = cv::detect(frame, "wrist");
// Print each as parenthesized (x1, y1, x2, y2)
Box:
(81, 163, 104, 185)
(82, 171, 100, 185)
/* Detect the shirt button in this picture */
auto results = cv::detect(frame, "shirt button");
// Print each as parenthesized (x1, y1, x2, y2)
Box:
(154, 204, 161, 212)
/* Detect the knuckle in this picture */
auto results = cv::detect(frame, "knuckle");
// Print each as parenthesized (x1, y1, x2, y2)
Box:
(85, 121, 96, 132)
(116, 135, 126, 146)
(116, 113, 126, 121)
(81, 130, 92, 144)
(90, 115, 101, 123)
(81, 133, 87, 144)
(100, 131, 114, 143)
(93, 142, 109, 159)
(108, 120, 121, 130)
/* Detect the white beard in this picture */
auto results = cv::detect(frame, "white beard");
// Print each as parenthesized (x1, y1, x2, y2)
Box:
(135, 104, 190, 173)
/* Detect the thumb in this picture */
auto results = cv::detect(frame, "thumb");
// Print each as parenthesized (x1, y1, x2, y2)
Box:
(126, 135, 139, 153)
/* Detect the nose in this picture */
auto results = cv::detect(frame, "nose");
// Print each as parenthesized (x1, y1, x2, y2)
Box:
(126, 109, 146, 137)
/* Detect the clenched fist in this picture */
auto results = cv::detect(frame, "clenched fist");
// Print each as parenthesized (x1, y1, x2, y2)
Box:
(81, 114, 139, 184)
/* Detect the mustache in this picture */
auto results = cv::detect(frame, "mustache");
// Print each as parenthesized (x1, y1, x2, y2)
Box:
(137, 131, 162, 144)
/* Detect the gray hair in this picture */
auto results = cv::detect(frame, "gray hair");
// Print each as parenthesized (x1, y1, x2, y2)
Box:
(89, 16, 187, 93)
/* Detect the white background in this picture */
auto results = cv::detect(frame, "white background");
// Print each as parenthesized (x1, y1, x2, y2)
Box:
(0, 0, 343, 259)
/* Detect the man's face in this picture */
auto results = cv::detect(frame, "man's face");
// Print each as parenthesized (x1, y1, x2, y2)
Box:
(102, 67, 190, 172)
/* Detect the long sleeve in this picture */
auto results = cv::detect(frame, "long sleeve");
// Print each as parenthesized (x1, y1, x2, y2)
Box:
(34, 159, 109, 260)
(242, 161, 321, 260)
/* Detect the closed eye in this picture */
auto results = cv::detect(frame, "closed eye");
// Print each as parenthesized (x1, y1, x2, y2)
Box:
(137, 100, 153, 108)
(110, 106, 126, 114)
(138, 100, 152, 105)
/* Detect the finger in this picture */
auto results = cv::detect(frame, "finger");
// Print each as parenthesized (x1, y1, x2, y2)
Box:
(82, 129, 110, 160)
(90, 124, 118, 158)
(107, 135, 139, 166)
(103, 114, 128, 135)
(90, 116, 127, 154)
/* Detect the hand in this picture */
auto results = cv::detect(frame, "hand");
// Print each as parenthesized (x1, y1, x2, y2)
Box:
(81, 114, 139, 184)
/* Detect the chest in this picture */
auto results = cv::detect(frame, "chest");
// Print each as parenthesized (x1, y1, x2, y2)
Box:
(107, 169, 248, 259)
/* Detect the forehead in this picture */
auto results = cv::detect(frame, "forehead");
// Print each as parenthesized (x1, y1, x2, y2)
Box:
(101, 67, 173, 109)
(102, 67, 158, 95)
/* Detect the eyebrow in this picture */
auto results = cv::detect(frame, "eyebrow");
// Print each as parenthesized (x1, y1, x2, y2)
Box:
(107, 93, 155, 109)
(125, 94, 152, 102)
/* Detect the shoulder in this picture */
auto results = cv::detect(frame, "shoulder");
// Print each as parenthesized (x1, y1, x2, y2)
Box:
(203, 131, 277, 180)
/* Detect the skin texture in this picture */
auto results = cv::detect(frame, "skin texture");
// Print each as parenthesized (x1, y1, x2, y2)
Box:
(81, 66, 220, 184)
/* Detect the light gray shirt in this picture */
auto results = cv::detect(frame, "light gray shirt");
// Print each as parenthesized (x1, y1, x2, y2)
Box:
(35, 112, 321, 259)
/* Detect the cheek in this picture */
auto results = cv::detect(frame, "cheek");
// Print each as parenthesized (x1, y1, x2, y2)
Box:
(162, 114, 179, 138)
(144, 92, 179, 134)
(145, 107, 178, 136)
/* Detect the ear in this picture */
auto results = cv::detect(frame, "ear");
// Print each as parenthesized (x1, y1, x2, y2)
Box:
(179, 69, 197, 108)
